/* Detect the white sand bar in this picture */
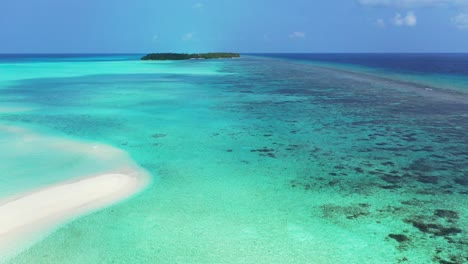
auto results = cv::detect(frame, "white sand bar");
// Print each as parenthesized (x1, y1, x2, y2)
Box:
(0, 170, 149, 261)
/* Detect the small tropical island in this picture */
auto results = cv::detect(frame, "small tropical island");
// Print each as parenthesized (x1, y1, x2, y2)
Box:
(141, 52, 240, 61)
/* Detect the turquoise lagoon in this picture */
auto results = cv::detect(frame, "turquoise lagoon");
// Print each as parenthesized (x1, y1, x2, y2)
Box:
(0, 55, 466, 263)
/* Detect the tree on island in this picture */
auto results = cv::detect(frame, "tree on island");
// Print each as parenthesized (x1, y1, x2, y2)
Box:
(141, 53, 240, 60)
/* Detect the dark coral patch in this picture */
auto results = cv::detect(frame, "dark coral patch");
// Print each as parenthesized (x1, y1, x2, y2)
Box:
(417, 176, 439, 184)
(408, 159, 433, 172)
(250, 147, 277, 158)
(250, 147, 275, 153)
(388, 234, 409, 243)
(406, 220, 462, 237)
(328, 180, 339, 186)
(434, 210, 459, 220)
(354, 167, 365, 173)
(381, 174, 402, 184)
(454, 177, 468, 186)
(381, 185, 400, 189)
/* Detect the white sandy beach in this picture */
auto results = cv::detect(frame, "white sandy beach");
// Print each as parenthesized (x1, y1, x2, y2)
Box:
(0, 124, 150, 262)
(0, 170, 149, 261)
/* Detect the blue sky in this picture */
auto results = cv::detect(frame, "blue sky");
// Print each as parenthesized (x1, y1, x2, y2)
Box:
(1, 0, 468, 53)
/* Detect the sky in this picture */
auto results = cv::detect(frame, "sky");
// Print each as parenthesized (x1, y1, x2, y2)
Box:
(0, 0, 468, 53)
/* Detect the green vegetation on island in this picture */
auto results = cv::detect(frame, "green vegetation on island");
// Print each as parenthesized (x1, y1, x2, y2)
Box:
(141, 53, 240, 61)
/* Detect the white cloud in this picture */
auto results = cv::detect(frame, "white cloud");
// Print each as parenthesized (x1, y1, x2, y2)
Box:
(182, 32, 195, 41)
(393, 11, 417, 26)
(377, 18, 386, 27)
(453, 13, 468, 29)
(289, 32, 306, 38)
(359, 0, 468, 8)
(360, 0, 468, 29)
(193, 2, 204, 9)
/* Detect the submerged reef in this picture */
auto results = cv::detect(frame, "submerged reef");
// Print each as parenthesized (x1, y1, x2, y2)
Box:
(388, 234, 410, 243)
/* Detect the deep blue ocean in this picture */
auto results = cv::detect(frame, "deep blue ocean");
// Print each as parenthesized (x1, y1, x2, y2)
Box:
(251, 53, 468, 75)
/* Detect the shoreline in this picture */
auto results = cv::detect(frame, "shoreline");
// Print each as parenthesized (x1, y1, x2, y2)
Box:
(0, 168, 150, 262)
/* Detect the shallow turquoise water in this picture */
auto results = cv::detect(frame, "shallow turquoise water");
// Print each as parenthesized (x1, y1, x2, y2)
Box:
(0, 56, 467, 263)
(0, 124, 137, 198)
